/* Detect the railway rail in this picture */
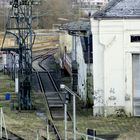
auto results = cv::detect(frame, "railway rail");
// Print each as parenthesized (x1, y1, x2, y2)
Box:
(32, 48, 64, 140)
(2, 127, 24, 140)
(35, 70, 61, 140)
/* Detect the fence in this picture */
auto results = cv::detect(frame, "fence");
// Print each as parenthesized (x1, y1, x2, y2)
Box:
(76, 132, 105, 140)
(67, 131, 105, 140)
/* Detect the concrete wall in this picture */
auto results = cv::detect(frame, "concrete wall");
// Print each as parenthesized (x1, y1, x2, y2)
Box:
(2, 53, 6, 66)
(91, 19, 140, 116)
(76, 37, 87, 99)
(59, 32, 72, 54)
(59, 32, 92, 100)
(59, 32, 73, 69)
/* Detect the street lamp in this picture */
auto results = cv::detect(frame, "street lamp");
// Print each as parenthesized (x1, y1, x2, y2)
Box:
(60, 84, 79, 140)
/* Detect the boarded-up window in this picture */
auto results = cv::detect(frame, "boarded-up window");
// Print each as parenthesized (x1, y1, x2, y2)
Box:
(131, 35, 140, 42)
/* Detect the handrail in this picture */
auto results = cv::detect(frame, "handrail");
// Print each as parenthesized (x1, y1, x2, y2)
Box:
(67, 131, 106, 140)
(64, 54, 72, 68)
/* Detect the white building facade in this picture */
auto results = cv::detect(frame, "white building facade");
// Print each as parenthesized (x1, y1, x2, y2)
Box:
(91, 0, 140, 116)
(74, 36, 93, 102)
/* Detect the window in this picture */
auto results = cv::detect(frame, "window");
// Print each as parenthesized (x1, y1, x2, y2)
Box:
(131, 35, 140, 43)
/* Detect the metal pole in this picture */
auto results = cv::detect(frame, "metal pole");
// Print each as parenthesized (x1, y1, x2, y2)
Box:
(37, 8, 39, 29)
(86, 135, 88, 140)
(73, 95, 76, 140)
(47, 120, 50, 140)
(36, 130, 39, 140)
(2, 109, 8, 139)
(64, 102, 67, 140)
(28, 1, 33, 109)
(3, 0, 5, 31)
(0, 108, 2, 139)
(0, 108, 8, 139)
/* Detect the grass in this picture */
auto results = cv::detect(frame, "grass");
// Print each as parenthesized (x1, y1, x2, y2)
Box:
(1, 63, 139, 139)
(0, 72, 49, 140)
(51, 73, 140, 139)
(53, 95, 140, 140)
(0, 73, 14, 93)
(3, 106, 46, 140)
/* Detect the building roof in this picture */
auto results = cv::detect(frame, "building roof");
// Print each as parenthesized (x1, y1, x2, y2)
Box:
(60, 21, 92, 64)
(93, 0, 140, 19)
(60, 21, 90, 36)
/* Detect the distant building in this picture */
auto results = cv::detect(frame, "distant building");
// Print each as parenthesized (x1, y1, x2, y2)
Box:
(91, 0, 140, 116)
(73, 0, 108, 8)
(72, 0, 108, 15)
(77, 0, 108, 6)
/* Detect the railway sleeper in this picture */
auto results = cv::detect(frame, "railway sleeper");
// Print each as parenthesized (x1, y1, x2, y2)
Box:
(51, 109, 71, 121)
(47, 100, 63, 104)
(47, 97, 60, 100)
(49, 104, 63, 108)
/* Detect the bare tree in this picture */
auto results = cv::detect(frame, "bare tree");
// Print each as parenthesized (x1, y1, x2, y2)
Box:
(0, 0, 79, 30)
(34, 0, 79, 29)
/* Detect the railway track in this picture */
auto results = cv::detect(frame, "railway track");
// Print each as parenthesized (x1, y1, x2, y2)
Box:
(33, 48, 70, 120)
(35, 71, 61, 140)
(38, 57, 66, 120)
(2, 127, 24, 140)
(32, 48, 66, 140)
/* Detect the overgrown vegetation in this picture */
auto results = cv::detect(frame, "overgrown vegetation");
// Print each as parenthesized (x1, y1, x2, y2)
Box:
(0, 72, 50, 140)
(54, 98, 140, 140)
(33, 0, 79, 29)
(0, 0, 80, 30)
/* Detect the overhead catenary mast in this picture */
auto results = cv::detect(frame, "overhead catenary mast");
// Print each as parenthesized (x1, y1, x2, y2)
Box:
(1, 0, 40, 110)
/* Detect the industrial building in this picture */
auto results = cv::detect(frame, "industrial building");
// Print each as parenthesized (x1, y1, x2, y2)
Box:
(91, 0, 140, 116)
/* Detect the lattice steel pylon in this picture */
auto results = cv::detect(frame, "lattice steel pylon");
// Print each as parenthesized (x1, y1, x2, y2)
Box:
(1, 0, 39, 110)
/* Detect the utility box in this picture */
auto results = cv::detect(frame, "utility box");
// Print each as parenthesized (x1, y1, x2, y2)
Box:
(5, 92, 11, 100)
(87, 128, 96, 140)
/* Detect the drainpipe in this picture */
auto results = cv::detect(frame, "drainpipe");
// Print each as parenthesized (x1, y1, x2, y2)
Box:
(97, 19, 106, 115)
